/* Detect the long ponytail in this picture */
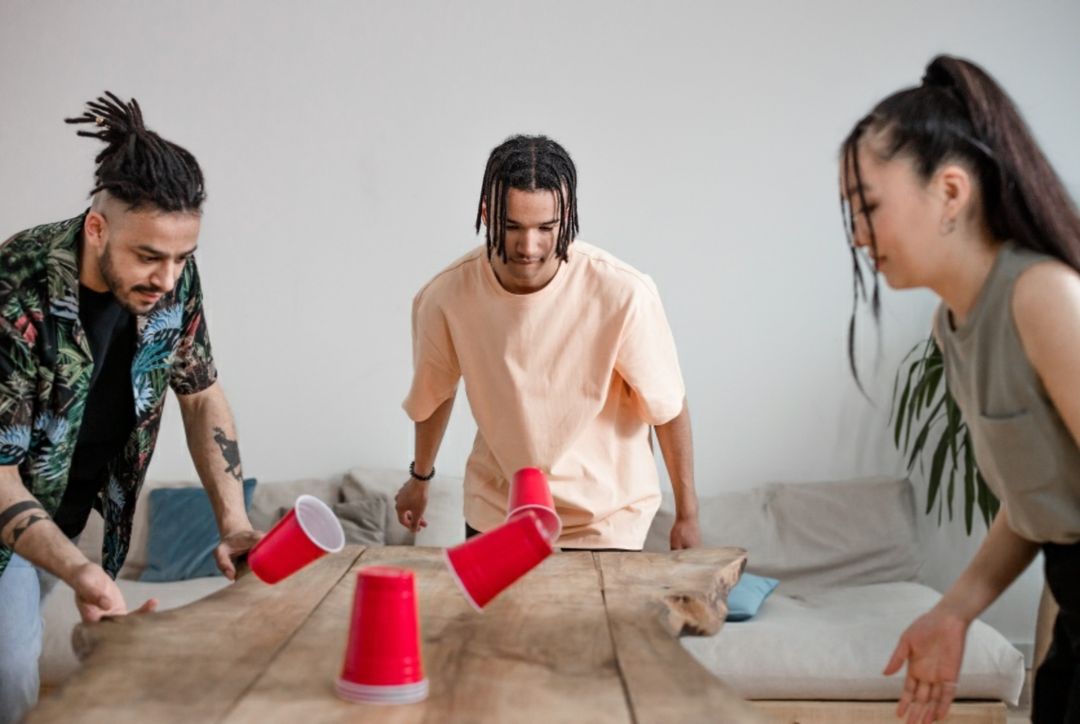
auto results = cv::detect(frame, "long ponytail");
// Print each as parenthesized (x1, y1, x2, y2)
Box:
(840, 55, 1080, 385)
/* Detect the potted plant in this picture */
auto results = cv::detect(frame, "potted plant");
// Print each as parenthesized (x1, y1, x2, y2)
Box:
(891, 334, 999, 534)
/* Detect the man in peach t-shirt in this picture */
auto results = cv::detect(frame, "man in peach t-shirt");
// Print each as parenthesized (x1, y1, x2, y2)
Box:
(395, 135, 700, 550)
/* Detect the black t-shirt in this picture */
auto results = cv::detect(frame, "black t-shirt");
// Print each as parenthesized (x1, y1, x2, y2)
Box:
(53, 286, 136, 538)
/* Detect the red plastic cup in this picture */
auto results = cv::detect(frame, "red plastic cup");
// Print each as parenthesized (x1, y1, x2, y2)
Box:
(444, 511, 554, 611)
(248, 494, 345, 584)
(507, 467, 562, 541)
(336, 566, 428, 705)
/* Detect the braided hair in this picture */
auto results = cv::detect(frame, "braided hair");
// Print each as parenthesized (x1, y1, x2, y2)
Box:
(66, 91, 205, 213)
(475, 135, 580, 262)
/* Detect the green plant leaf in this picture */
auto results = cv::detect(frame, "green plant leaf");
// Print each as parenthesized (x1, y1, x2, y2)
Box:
(890, 344, 923, 426)
(978, 469, 999, 522)
(900, 356, 922, 449)
(906, 396, 946, 471)
(903, 343, 934, 449)
(923, 366, 943, 412)
(946, 459, 956, 521)
(945, 396, 961, 461)
(889, 334, 998, 535)
(964, 452, 976, 534)
(927, 428, 950, 515)
(895, 373, 912, 448)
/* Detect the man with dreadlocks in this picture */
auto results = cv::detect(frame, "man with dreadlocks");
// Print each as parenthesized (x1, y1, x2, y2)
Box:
(0, 93, 259, 721)
(396, 135, 700, 552)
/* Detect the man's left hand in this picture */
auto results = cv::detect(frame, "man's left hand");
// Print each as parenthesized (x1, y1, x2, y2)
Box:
(669, 516, 701, 550)
(214, 529, 263, 581)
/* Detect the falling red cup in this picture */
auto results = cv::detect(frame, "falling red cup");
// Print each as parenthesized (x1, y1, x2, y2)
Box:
(248, 494, 345, 584)
(336, 566, 428, 705)
(445, 510, 554, 611)
(507, 467, 562, 541)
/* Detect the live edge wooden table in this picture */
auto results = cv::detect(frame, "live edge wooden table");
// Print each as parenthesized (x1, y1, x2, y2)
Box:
(29, 546, 764, 723)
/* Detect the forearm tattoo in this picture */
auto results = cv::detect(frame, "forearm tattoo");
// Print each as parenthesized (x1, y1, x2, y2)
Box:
(11, 514, 48, 547)
(213, 426, 244, 484)
(0, 501, 49, 550)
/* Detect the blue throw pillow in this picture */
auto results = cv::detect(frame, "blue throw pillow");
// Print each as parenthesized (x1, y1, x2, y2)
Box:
(139, 478, 256, 582)
(726, 572, 779, 621)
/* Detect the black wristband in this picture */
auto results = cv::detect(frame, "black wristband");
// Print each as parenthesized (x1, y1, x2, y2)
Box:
(0, 500, 46, 534)
(409, 461, 435, 481)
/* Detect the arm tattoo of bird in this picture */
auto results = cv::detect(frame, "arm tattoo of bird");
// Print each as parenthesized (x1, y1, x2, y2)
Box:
(213, 426, 244, 484)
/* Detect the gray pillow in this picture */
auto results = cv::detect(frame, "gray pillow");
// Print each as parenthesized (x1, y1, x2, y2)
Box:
(333, 496, 388, 546)
(342, 473, 416, 546)
(248, 477, 343, 532)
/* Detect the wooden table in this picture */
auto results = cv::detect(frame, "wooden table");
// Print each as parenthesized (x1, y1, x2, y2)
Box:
(30, 546, 762, 723)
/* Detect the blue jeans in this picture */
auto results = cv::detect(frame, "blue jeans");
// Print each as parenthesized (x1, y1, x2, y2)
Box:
(0, 554, 57, 724)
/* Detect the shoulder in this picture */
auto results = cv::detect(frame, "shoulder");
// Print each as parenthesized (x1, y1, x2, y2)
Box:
(569, 241, 662, 301)
(1011, 259, 1080, 367)
(0, 219, 71, 283)
(0, 216, 81, 320)
(413, 245, 487, 306)
(178, 254, 203, 291)
(1012, 258, 1080, 323)
(167, 256, 205, 322)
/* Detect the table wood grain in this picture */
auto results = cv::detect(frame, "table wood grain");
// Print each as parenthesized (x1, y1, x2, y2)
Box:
(30, 545, 761, 723)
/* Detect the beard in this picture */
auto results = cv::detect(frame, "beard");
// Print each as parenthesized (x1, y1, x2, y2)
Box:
(98, 243, 165, 315)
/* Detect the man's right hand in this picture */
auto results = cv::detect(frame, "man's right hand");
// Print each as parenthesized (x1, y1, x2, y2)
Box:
(69, 561, 157, 624)
(394, 478, 430, 533)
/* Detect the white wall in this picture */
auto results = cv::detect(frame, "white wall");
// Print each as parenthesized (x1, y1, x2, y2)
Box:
(2, 0, 1077, 654)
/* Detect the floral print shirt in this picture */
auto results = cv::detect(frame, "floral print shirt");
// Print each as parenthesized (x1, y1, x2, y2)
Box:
(0, 214, 217, 577)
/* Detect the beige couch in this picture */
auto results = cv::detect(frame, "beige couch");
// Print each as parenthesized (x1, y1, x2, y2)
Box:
(645, 476, 1024, 721)
(41, 471, 1025, 719)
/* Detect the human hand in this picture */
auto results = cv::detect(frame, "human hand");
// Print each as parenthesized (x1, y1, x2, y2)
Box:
(884, 606, 968, 723)
(394, 478, 430, 533)
(215, 528, 263, 581)
(669, 515, 701, 550)
(70, 562, 157, 624)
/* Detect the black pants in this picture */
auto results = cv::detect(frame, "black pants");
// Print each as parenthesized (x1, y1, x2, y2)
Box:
(1033, 540, 1080, 723)
(464, 523, 637, 552)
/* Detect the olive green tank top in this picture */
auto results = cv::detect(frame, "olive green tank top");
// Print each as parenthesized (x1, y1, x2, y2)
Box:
(936, 241, 1080, 544)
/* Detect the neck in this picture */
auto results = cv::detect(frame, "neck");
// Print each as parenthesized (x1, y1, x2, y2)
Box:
(927, 231, 1001, 327)
(491, 259, 562, 295)
(77, 230, 109, 293)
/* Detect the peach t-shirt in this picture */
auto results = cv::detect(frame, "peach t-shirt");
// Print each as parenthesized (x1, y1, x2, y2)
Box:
(403, 241, 685, 549)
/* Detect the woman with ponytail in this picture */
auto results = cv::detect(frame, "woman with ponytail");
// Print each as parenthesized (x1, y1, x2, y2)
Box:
(840, 56, 1080, 723)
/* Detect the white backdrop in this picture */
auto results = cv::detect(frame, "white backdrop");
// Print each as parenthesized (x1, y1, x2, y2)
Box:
(2, 0, 1078, 654)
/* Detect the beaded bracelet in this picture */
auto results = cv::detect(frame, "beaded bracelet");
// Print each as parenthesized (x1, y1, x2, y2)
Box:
(409, 461, 436, 481)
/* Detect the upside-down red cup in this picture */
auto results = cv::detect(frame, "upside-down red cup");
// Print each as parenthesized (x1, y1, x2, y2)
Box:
(248, 494, 345, 584)
(507, 467, 562, 541)
(336, 567, 428, 705)
(444, 510, 554, 611)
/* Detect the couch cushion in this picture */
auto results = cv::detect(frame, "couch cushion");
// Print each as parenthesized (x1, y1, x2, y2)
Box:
(125, 480, 229, 579)
(77, 477, 341, 580)
(39, 576, 231, 686)
(341, 469, 412, 546)
(248, 477, 343, 532)
(345, 467, 465, 548)
(681, 581, 1025, 703)
(333, 491, 388, 546)
(645, 477, 921, 591)
(139, 478, 257, 582)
